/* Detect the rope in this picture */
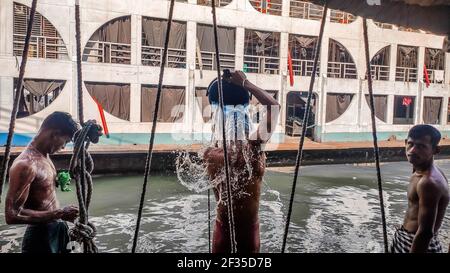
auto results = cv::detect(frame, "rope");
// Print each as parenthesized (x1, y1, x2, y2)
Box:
(281, 1, 328, 253)
(211, 0, 237, 253)
(0, 0, 38, 203)
(208, 189, 211, 253)
(75, 0, 84, 125)
(68, 120, 99, 253)
(131, 0, 176, 253)
(362, 18, 389, 253)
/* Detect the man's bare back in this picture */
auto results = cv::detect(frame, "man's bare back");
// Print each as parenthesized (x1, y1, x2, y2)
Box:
(204, 141, 265, 252)
(403, 164, 449, 234)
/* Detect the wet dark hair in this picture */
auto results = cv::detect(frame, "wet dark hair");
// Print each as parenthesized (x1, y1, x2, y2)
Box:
(40, 111, 79, 138)
(207, 78, 249, 106)
(407, 124, 441, 149)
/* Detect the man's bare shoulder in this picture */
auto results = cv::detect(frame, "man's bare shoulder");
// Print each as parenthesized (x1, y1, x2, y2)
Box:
(416, 174, 445, 200)
(10, 152, 37, 181)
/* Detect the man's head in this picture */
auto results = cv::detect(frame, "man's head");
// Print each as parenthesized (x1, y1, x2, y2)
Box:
(405, 124, 441, 166)
(38, 112, 79, 154)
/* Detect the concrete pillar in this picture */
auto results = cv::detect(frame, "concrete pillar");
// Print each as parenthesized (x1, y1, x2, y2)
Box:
(440, 95, 448, 126)
(415, 82, 423, 124)
(0, 0, 13, 56)
(235, 27, 245, 70)
(386, 94, 394, 124)
(417, 46, 425, 83)
(184, 21, 197, 134)
(131, 14, 142, 66)
(0, 77, 14, 123)
(445, 52, 450, 85)
(129, 83, 140, 122)
(281, 0, 290, 17)
(356, 79, 364, 127)
(186, 21, 197, 70)
(279, 32, 288, 75)
(389, 43, 397, 82)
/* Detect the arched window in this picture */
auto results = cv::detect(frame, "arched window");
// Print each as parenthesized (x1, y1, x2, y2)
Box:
(83, 16, 131, 64)
(197, 0, 232, 7)
(85, 82, 131, 121)
(13, 2, 68, 59)
(369, 46, 390, 81)
(326, 93, 353, 123)
(327, 39, 357, 79)
(249, 0, 282, 16)
(14, 78, 65, 118)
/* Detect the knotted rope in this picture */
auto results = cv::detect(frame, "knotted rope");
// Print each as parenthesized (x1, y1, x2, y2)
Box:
(69, 120, 100, 253)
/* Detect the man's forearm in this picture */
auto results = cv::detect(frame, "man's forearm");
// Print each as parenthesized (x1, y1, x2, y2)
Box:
(410, 232, 433, 253)
(6, 207, 62, 224)
(244, 81, 279, 106)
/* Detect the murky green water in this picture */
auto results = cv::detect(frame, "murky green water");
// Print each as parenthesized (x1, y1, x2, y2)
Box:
(1, 161, 449, 253)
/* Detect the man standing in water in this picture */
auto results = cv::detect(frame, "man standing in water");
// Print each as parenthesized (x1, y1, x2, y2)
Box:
(5, 112, 82, 253)
(391, 125, 449, 253)
(203, 70, 280, 253)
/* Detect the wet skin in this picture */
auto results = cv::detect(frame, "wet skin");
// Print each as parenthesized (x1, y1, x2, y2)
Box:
(5, 130, 78, 225)
(403, 136, 450, 253)
(203, 71, 280, 253)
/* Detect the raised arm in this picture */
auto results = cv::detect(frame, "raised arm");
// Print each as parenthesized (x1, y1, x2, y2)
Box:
(5, 160, 64, 224)
(410, 178, 441, 253)
(229, 71, 281, 144)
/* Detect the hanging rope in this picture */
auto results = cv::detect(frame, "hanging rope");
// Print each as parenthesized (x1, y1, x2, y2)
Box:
(131, 0, 176, 253)
(211, 0, 237, 253)
(0, 0, 38, 203)
(363, 18, 389, 253)
(75, 0, 84, 125)
(281, 1, 328, 253)
(207, 189, 211, 253)
(70, 1, 99, 253)
(68, 120, 100, 253)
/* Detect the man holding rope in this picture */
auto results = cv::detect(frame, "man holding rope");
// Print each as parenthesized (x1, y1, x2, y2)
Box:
(204, 70, 280, 253)
(4, 111, 100, 253)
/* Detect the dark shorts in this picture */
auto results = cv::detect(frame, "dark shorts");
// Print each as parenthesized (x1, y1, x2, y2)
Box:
(22, 220, 71, 253)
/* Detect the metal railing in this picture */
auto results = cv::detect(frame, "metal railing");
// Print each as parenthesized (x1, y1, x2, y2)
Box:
(289, 0, 324, 20)
(425, 69, 445, 84)
(395, 67, 417, 82)
(330, 10, 356, 24)
(398, 26, 420, 33)
(373, 21, 394, 29)
(249, 0, 283, 16)
(327, 61, 357, 79)
(244, 55, 280, 74)
(83, 40, 131, 64)
(370, 65, 390, 81)
(291, 58, 319, 76)
(142, 45, 186, 68)
(197, 0, 232, 7)
(197, 50, 235, 70)
(13, 34, 68, 59)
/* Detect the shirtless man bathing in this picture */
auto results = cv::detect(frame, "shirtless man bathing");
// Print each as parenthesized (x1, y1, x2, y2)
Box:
(203, 70, 280, 253)
(392, 124, 450, 253)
